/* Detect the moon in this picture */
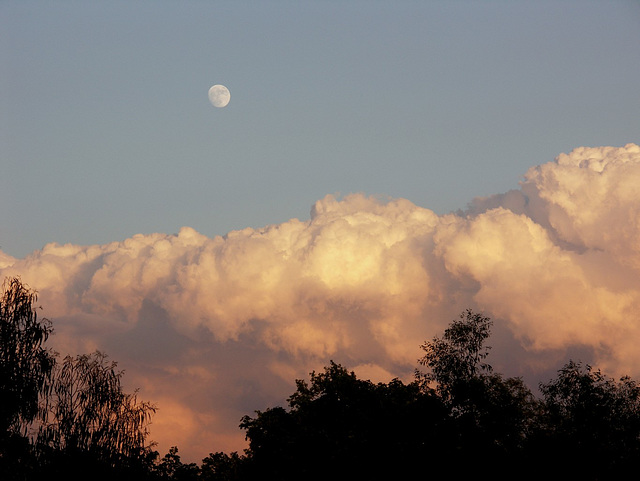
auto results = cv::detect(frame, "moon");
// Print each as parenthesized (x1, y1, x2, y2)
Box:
(208, 84, 230, 108)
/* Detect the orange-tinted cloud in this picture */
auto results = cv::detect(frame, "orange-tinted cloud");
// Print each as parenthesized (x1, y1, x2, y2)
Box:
(2, 143, 639, 462)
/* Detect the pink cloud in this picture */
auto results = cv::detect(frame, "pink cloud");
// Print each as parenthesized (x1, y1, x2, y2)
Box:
(3, 144, 639, 462)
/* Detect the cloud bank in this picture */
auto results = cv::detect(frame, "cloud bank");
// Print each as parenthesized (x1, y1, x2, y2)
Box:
(2, 143, 640, 461)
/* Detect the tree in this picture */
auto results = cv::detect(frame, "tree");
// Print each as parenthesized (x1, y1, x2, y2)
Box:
(416, 309, 538, 471)
(240, 361, 448, 480)
(200, 451, 245, 481)
(417, 308, 493, 402)
(36, 351, 157, 475)
(0, 277, 160, 479)
(0, 277, 55, 437)
(224, 310, 640, 479)
(154, 446, 200, 481)
(534, 360, 640, 477)
(0, 277, 56, 478)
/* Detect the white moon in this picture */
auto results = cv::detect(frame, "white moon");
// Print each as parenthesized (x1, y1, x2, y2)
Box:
(208, 84, 230, 108)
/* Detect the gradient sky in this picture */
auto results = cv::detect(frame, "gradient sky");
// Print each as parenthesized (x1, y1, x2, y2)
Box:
(3, 0, 639, 258)
(2, 0, 640, 464)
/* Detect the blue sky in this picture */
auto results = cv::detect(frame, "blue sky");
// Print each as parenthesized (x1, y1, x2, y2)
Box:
(2, 0, 639, 258)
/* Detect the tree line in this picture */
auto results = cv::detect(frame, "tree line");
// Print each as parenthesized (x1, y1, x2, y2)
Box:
(2, 276, 640, 480)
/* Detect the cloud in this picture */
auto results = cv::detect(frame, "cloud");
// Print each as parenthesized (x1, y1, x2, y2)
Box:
(2, 143, 640, 462)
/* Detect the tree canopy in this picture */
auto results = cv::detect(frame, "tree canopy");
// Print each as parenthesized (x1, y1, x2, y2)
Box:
(0, 278, 156, 480)
(240, 361, 449, 480)
(0, 277, 55, 437)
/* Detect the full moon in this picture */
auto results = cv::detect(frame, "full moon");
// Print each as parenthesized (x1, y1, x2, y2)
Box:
(208, 84, 230, 108)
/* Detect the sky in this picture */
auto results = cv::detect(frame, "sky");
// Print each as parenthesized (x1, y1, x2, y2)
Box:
(2, 0, 640, 463)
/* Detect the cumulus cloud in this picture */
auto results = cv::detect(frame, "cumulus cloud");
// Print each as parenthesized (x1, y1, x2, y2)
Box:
(2, 144, 640, 461)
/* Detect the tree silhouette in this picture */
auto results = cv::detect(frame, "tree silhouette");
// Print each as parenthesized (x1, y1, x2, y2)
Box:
(200, 451, 245, 481)
(0, 277, 57, 478)
(0, 277, 55, 436)
(5, 277, 640, 481)
(35, 351, 157, 477)
(417, 308, 493, 400)
(416, 309, 538, 473)
(534, 360, 640, 478)
(154, 446, 200, 480)
(240, 361, 449, 480)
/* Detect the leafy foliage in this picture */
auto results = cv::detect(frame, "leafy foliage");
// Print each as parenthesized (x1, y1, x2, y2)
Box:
(0, 278, 157, 479)
(36, 351, 156, 467)
(0, 277, 56, 479)
(534, 360, 640, 477)
(240, 361, 449, 480)
(236, 310, 640, 480)
(154, 446, 201, 481)
(0, 277, 55, 436)
(416, 309, 539, 469)
(199, 451, 245, 481)
(417, 308, 493, 399)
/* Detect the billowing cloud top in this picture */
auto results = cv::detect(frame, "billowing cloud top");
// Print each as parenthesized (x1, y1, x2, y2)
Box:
(2, 143, 640, 461)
